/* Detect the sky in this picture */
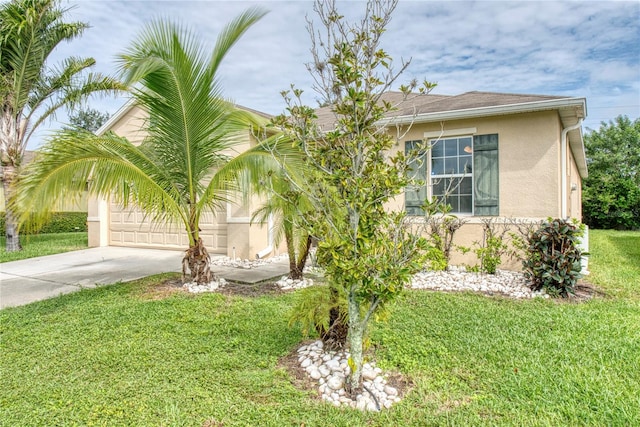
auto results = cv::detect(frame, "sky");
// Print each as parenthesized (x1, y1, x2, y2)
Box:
(31, 0, 640, 149)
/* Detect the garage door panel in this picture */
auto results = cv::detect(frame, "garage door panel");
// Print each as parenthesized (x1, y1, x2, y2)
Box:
(109, 203, 227, 253)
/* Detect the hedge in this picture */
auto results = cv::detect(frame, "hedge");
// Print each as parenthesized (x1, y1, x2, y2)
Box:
(0, 212, 88, 235)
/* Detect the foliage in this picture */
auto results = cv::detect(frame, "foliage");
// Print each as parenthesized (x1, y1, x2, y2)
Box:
(267, 0, 435, 393)
(522, 218, 583, 297)
(66, 107, 110, 133)
(422, 199, 467, 270)
(13, 10, 268, 284)
(0, 211, 86, 235)
(1, 236, 639, 426)
(0, 231, 87, 262)
(248, 164, 314, 280)
(288, 284, 347, 340)
(471, 218, 510, 274)
(0, 0, 123, 252)
(582, 116, 640, 230)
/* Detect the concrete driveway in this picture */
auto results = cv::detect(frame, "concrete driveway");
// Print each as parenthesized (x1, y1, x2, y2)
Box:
(1, 246, 185, 309)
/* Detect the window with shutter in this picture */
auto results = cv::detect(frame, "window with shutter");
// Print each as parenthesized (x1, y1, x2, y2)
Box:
(404, 134, 499, 216)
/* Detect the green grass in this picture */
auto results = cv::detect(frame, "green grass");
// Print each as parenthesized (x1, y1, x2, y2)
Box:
(0, 231, 638, 426)
(0, 232, 88, 263)
(587, 229, 640, 300)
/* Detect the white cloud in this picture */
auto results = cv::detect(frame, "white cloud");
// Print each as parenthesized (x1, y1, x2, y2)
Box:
(29, 0, 639, 147)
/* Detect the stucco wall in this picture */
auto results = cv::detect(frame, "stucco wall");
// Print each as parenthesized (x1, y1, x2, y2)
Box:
(394, 110, 563, 218)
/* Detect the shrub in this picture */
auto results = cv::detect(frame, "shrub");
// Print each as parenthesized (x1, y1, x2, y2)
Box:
(472, 218, 510, 274)
(0, 212, 87, 235)
(522, 218, 583, 297)
(287, 285, 348, 347)
(423, 200, 467, 270)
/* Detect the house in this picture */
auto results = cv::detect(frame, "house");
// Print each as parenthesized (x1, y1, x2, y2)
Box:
(88, 91, 587, 268)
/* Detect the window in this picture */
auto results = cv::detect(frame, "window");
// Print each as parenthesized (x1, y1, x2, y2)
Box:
(405, 134, 499, 216)
(431, 136, 473, 213)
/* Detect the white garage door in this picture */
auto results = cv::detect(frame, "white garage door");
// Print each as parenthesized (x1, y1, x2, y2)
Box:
(109, 201, 228, 253)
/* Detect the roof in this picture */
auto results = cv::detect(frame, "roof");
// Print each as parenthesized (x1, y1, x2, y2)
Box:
(315, 91, 586, 129)
(96, 97, 273, 136)
(315, 90, 588, 178)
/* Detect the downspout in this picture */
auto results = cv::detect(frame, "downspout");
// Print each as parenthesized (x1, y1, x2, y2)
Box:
(256, 213, 274, 259)
(561, 119, 583, 219)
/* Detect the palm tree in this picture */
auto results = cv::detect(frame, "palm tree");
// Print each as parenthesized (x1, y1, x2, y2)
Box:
(251, 170, 314, 280)
(1, 0, 124, 252)
(14, 9, 268, 284)
(223, 130, 314, 280)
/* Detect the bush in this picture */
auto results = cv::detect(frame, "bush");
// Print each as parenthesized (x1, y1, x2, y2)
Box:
(0, 212, 87, 235)
(522, 219, 583, 297)
(288, 285, 347, 342)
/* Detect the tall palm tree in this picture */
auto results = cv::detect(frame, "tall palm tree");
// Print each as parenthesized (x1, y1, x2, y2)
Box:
(14, 9, 268, 284)
(1, 0, 124, 252)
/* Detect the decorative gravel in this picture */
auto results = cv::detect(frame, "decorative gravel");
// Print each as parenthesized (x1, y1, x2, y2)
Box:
(411, 266, 548, 299)
(198, 255, 548, 298)
(210, 254, 289, 269)
(297, 340, 400, 411)
(183, 278, 227, 293)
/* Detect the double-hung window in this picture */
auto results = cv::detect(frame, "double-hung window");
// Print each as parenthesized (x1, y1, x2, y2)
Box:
(405, 134, 499, 216)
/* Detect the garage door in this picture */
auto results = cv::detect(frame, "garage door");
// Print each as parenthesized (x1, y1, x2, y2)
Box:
(109, 201, 228, 253)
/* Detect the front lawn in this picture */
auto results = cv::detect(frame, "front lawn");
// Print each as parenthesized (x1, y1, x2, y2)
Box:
(0, 230, 638, 426)
(0, 232, 88, 263)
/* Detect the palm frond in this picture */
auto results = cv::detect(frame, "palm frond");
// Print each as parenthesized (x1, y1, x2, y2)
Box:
(209, 7, 269, 76)
(14, 128, 187, 232)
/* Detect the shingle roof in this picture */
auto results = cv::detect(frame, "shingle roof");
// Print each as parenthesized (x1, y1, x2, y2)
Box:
(314, 91, 573, 129)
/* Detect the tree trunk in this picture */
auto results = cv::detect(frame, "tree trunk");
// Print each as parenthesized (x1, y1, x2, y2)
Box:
(289, 234, 312, 281)
(283, 219, 303, 280)
(182, 237, 213, 284)
(346, 289, 364, 396)
(295, 234, 313, 275)
(320, 283, 348, 349)
(2, 164, 22, 252)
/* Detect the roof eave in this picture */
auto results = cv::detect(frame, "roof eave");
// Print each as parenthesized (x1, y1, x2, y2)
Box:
(379, 97, 587, 127)
(95, 97, 137, 136)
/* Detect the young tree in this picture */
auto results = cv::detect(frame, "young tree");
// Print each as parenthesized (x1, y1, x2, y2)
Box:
(270, 0, 433, 394)
(0, 0, 124, 252)
(67, 107, 110, 133)
(582, 115, 640, 230)
(14, 9, 268, 283)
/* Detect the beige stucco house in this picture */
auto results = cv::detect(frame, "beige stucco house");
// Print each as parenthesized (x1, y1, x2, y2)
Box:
(88, 91, 587, 267)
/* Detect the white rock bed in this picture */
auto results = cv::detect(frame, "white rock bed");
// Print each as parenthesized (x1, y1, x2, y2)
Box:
(297, 340, 400, 411)
(210, 254, 289, 269)
(189, 255, 547, 298)
(411, 267, 548, 299)
(183, 278, 227, 293)
(276, 276, 315, 290)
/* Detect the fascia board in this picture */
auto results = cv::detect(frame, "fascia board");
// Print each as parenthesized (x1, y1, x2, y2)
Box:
(95, 97, 137, 136)
(379, 97, 587, 127)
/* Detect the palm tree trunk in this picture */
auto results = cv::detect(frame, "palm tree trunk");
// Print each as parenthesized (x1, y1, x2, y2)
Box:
(1, 163, 22, 252)
(321, 285, 348, 349)
(294, 234, 313, 277)
(284, 219, 304, 280)
(182, 237, 213, 284)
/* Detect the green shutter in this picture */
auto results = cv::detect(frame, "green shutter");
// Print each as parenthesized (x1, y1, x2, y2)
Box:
(405, 140, 427, 215)
(473, 134, 499, 216)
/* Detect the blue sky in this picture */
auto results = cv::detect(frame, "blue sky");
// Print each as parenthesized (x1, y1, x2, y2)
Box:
(32, 0, 640, 148)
